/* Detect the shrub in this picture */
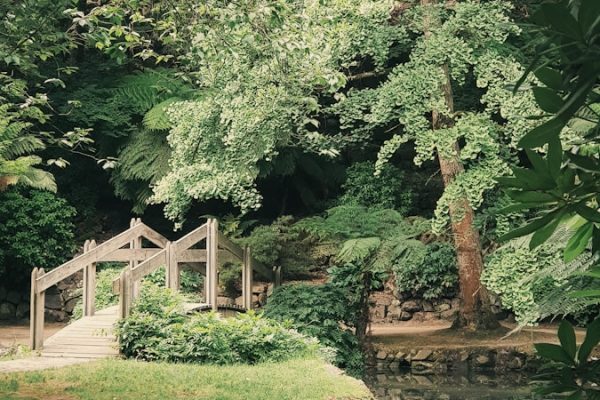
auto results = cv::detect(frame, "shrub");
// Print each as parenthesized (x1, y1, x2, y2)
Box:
(394, 242, 458, 300)
(240, 216, 315, 278)
(72, 265, 121, 320)
(116, 284, 317, 364)
(263, 283, 363, 374)
(339, 161, 414, 215)
(482, 245, 561, 325)
(0, 188, 76, 285)
(144, 266, 204, 295)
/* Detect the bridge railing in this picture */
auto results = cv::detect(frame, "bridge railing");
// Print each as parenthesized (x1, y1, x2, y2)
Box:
(31, 217, 281, 350)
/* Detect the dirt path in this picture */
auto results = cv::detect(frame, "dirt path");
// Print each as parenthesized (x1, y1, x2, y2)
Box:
(0, 357, 95, 373)
(0, 322, 66, 348)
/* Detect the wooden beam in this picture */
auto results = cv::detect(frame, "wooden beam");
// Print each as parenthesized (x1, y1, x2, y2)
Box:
(130, 248, 167, 282)
(37, 224, 145, 292)
(208, 219, 219, 311)
(177, 249, 207, 263)
(97, 248, 163, 262)
(83, 240, 97, 316)
(217, 232, 244, 260)
(139, 224, 169, 248)
(175, 223, 208, 251)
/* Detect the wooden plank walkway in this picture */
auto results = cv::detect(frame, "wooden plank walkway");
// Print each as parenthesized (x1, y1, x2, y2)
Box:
(41, 306, 120, 359)
(39, 303, 211, 359)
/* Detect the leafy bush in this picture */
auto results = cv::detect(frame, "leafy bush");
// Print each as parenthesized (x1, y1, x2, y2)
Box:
(144, 266, 204, 295)
(116, 284, 318, 364)
(240, 216, 315, 278)
(0, 188, 76, 285)
(72, 265, 121, 320)
(263, 283, 362, 374)
(394, 242, 458, 300)
(482, 244, 561, 325)
(339, 161, 414, 215)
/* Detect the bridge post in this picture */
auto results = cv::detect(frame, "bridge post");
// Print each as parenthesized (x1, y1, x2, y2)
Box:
(207, 219, 219, 311)
(130, 218, 142, 299)
(83, 240, 97, 316)
(243, 247, 253, 310)
(165, 241, 180, 290)
(118, 269, 132, 318)
(30, 267, 45, 350)
(274, 266, 282, 289)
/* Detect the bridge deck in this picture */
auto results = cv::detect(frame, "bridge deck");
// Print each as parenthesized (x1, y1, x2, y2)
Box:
(40, 303, 214, 359)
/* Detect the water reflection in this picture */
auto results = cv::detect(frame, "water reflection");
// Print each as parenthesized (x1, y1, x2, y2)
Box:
(365, 369, 539, 400)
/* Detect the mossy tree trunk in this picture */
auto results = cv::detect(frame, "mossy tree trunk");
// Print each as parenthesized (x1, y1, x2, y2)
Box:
(421, 0, 498, 330)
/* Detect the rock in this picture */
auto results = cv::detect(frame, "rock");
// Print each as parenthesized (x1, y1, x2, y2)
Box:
(413, 349, 433, 361)
(388, 361, 399, 371)
(252, 283, 267, 295)
(440, 309, 456, 320)
(422, 301, 434, 312)
(64, 298, 78, 314)
(45, 309, 68, 322)
(373, 305, 386, 320)
(391, 299, 401, 306)
(376, 351, 388, 360)
(459, 351, 470, 362)
(394, 352, 407, 361)
(15, 303, 29, 319)
(6, 291, 20, 305)
(0, 303, 16, 319)
(257, 292, 267, 306)
(217, 296, 235, 305)
(473, 354, 492, 368)
(400, 311, 413, 321)
(402, 300, 421, 312)
(435, 303, 451, 312)
(451, 298, 461, 309)
(508, 356, 523, 370)
(411, 361, 435, 375)
(45, 294, 63, 310)
(234, 296, 244, 307)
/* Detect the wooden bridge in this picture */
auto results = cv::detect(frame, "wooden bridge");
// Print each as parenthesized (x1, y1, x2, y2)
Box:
(30, 218, 281, 358)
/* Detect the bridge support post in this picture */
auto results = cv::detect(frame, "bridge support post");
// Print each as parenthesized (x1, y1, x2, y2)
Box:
(83, 240, 97, 317)
(118, 269, 132, 318)
(243, 247, 253, 310)
(130, 218, 142, 299)
(274, 266, 282, 289)
(30, 267, 45, 350)
(207, 219, 219, 311)
(165, 241, 179, 291)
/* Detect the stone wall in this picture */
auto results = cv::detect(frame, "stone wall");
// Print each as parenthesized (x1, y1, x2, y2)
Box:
(0, 272, 82, 322)
(370, 347, 539, 374)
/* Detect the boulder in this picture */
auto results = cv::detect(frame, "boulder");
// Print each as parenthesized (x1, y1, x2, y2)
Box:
(399, 311, 413, 321)
(376, 351, 388, 360)
(217, 296, 235, 305)
(234, 296, 244, 307)
(0, 303, 16, 320)
(401, 300, 421, 312)
(413, 349, 433, 361)
(64, 298, 78, 314)
(45, 309, 68, 322)
(422, 301, 434, 312)
(45, 294, 63, 310)
(435, 303, 451, 312)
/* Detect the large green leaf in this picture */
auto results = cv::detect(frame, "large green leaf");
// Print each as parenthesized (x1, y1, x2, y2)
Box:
(540, 3, 582, 40)
(575, 204, 600, 223)
(519, 117, 566, 148)
(534, 67, 563, 91)
(533, 87, 565, 113)
(558, 320, 577, 360)
(499, 210, 560, 242)
(579, 0, 600, 38)
(578, 318, 600, 362)
(564, 222, 594, 262)
(535, 343, 575, 365)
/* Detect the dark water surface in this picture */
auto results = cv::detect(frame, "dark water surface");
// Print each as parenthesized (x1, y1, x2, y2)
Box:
(365, 369, 538, 400)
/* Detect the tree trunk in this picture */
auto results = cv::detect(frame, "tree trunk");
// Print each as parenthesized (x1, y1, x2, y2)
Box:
(421, 0, 498, 330)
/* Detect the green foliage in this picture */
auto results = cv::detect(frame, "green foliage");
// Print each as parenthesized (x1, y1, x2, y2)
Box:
(143, 266, 204, 296)
(116, 284, 318, 364)
(0, 188, 76, 283)
(482, 244, 562, 325)
(533, 318, 600, 399)
(240, 216, 315, 278)
(72, 265, 121, 320)
(394, 242, 458, 300)
(339, 162, 414, 215)
(264, 283, 362, 374)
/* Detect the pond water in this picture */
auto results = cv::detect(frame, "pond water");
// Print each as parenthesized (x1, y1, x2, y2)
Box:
(365, 369, 539, 400)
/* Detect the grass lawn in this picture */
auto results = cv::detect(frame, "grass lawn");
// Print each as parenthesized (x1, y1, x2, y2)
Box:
(0, 357, 372, 400)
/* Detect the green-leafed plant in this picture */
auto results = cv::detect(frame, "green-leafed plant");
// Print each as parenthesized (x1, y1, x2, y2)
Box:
(263, 283, 362, 375)
(0, 188, 76, 284)
(239, 216, 315, 279)
(395, 242, 458, 301)
(116, 283, 318, 364)
(339, 161, 414, 215)
(72, 265, 121, 320)
(533, 318, 600, 399)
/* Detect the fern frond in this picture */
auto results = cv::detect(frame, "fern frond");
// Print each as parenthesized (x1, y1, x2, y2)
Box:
(143, 97, 180, 131)
(337, 237, 381, 264)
